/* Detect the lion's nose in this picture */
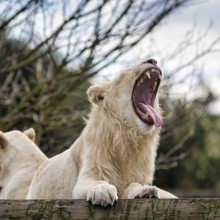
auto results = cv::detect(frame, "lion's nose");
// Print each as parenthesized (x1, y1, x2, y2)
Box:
(144, 58, 157, 66)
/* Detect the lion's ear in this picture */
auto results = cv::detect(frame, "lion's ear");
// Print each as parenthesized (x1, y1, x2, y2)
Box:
(87, 85, 109, 105)
(0, 132, 8, 149)
(23, 128, 36, 142)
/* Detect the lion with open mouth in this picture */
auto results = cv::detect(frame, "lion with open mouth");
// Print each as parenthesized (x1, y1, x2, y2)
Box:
(27, 59, 177, 205)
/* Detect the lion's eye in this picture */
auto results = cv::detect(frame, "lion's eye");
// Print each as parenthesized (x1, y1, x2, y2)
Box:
(97, 95, 104, 101)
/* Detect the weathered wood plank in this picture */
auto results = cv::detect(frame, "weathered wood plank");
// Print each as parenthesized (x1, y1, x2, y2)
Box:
(0, 199, 219, 220)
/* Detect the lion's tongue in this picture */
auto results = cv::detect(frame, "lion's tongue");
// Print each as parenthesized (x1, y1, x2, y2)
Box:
(137, 103, 163, 127)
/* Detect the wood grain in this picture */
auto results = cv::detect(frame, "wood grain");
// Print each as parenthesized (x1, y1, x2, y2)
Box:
(0, 199, 219, 219)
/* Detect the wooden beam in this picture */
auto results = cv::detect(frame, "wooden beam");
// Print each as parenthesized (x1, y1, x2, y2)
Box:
(0, 199, 219, 219)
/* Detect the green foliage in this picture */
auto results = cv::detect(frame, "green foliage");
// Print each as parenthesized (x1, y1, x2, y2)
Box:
(155, 99, 220, 189)
(0, 31, 91, 156)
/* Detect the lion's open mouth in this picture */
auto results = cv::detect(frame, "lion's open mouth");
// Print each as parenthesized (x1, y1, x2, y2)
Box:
(132, 67, 163, 127)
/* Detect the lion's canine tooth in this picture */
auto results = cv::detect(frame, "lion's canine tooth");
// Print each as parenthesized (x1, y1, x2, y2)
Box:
(145, 71, 151, 79)
(151, 81, 157, 91)
(154, 82, 157, 90)
(158, 73, 161, 80)
(140, 78, 143, 83)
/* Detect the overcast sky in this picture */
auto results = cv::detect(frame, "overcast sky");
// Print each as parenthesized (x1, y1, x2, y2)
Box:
(11, 0, 220, 114)
(98, 0, 220, 114)
(155, 0, 220, 114)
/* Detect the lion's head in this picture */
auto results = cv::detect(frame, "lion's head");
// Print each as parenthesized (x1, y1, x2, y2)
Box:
(87, 59, 163, 135)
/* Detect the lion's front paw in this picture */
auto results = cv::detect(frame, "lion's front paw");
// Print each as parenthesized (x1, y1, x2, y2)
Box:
(128, 185, 160, 199)
(87, 183, 118, 206)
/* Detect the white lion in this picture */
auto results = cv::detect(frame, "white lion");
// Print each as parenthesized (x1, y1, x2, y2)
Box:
(0, 128, 47, 199)
(27, 60, 177, 205)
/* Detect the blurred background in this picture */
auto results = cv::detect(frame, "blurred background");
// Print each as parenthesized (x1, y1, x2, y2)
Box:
(0, 0, 219, 197)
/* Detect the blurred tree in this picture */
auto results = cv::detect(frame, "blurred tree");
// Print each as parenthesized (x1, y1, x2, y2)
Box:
(0, 0, 201, 156)
(0, 0, 220, 190)
(155, 90, 220, 189)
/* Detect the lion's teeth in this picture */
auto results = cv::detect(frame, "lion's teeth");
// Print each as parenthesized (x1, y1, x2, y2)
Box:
(158, 73, 161, 80)
(152, 81, 157, 91)
(145, 71, 151, 79)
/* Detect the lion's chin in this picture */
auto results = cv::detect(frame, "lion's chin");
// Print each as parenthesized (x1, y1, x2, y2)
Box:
(133, 116, 157, 135)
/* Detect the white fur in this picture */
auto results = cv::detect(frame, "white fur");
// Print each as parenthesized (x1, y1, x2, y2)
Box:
(27, 62, 177, 204)
(0, 129, 47, 199)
